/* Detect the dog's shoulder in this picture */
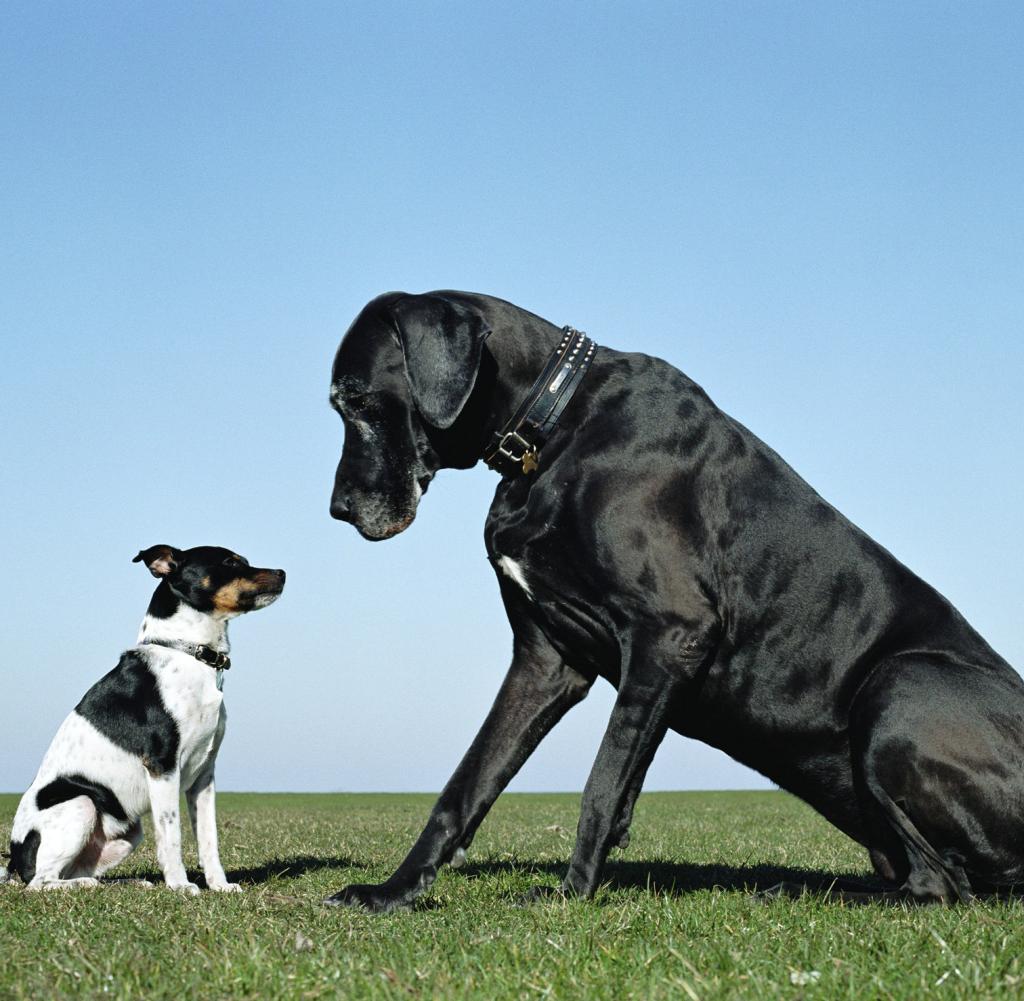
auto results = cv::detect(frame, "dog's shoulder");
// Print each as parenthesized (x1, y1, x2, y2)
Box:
(74, 648, 181, 777)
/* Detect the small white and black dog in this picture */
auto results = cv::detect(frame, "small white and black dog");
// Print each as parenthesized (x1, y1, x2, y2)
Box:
(1, 545, 285, 892)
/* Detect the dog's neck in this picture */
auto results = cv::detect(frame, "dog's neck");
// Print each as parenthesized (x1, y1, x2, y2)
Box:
(431, 316, 570, 469)
(137, 581, 230, 653)
(484, 319, 568, 434)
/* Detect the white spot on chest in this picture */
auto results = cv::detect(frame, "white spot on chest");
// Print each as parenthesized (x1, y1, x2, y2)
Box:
(496, 555, 533, 598)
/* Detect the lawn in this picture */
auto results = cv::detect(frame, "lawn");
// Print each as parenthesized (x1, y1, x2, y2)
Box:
(2, 790, 1023, 999)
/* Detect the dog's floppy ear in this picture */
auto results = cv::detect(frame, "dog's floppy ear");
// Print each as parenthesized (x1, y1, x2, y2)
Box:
(132, 545, 182, 578)
(388, 294, 491, 429)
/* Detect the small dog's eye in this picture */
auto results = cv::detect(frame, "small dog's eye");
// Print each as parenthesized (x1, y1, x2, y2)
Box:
(223, 557, 239, 567)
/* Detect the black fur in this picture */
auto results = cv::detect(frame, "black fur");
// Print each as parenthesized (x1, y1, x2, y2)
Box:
(36, 774, 128, 822)
(9, 830, 40, 883)
(145, 580, 181, 619)
(75, 651, 180, 777)
(326, 290, 1024, 911)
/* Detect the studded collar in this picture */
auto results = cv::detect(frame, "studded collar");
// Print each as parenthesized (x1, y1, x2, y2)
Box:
(483, 326, 597, 477)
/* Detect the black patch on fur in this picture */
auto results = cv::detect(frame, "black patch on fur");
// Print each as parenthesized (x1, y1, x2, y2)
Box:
(9, 829, 40, 883)
(75, 650, 180, 776)
(36, 773, 128, 822)
(145, 580, 181, 619)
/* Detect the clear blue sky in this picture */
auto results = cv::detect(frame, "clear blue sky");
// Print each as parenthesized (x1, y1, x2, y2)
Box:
(2, 2, 1021, 793)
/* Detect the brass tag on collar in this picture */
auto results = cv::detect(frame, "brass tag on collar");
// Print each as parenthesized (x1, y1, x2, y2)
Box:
(522, 448, 539, 474)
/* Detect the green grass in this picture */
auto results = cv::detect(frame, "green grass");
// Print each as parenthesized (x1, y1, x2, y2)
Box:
(2, 790, 1023, 999)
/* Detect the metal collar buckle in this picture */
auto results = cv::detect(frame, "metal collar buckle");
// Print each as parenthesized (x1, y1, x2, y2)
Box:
(494, 430, 539, 474)
(195, 646, 230, 670)
(482, 324, 597, 479)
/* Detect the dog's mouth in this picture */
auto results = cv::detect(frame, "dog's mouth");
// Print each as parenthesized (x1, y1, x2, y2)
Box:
(244, 570, 286, 610)
(355, 511, 416, 541)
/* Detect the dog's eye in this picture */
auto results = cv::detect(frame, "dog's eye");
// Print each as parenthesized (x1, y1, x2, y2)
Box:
(345, 393, 372, 414)
(223, 557, 242, 567)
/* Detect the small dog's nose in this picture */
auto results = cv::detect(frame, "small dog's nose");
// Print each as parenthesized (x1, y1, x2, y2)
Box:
(330, 494, 353, 522)
(272, 569, 286, 582)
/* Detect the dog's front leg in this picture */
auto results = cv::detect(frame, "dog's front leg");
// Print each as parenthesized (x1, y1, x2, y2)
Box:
(147, 770, 199, 895)
(186, 768, 238, 893)
(325, 624, 593, 912)
(547, 629, 705, 901)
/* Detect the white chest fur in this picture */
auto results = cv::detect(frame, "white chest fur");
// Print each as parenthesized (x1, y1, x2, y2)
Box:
(146, 648, 226, 786)
(495, 555, 534, 599)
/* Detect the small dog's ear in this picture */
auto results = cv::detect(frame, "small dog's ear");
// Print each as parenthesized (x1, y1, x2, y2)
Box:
(132, 545, 182, 578)
(388, 294, 491, 429)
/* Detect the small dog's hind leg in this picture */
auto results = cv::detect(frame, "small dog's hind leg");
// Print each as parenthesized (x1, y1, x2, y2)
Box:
(27, 796, 102, 890)
(94, 820, 143, 877)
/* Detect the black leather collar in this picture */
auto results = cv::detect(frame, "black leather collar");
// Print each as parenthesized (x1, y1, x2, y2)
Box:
(142, 639, 231, 670)
(483, 326, 597, 477)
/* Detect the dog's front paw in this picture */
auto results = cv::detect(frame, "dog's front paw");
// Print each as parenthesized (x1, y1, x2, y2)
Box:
(323, 882, 412, 913)
(167, 881, 201, 896)
(208, 881, 242, 894)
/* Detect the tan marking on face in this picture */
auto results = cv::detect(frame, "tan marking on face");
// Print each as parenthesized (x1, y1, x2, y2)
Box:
(212, 578, 260, 613)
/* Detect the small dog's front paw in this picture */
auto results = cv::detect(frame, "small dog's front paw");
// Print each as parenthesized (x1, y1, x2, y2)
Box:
(167, 881, 201, 896)
(323, 883, 411, 913)
(209, 881, 242, 893)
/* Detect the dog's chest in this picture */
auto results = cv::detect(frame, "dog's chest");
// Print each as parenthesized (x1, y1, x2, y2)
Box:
(488, 541, 617, 674)
(150, 652, 225, 765)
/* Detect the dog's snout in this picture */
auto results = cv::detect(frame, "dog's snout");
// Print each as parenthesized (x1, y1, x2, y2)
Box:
(271, 569, 286, 583)
(330, 493, 353, 522)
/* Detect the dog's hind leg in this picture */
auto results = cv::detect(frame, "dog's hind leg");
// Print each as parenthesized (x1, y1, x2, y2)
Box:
(27, 796, 101, 890)
(93, 820, 143, 877)
(845, 655, 1004, 905)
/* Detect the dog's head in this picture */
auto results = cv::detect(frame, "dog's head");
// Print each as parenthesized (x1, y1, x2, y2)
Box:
(329, 292, 491, 540)
(134, 545, 286, 617)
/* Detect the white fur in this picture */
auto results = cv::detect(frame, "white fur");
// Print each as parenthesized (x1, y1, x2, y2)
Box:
(496, 555, 533, 598)
(9, 601, 241, 892)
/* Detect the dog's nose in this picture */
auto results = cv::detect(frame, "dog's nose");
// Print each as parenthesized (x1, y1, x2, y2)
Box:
(330, 494, 353, 522)
(272, 569, 286, 582)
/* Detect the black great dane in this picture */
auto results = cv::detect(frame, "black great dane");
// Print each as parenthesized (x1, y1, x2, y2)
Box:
(327, 290, 1024, 910)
